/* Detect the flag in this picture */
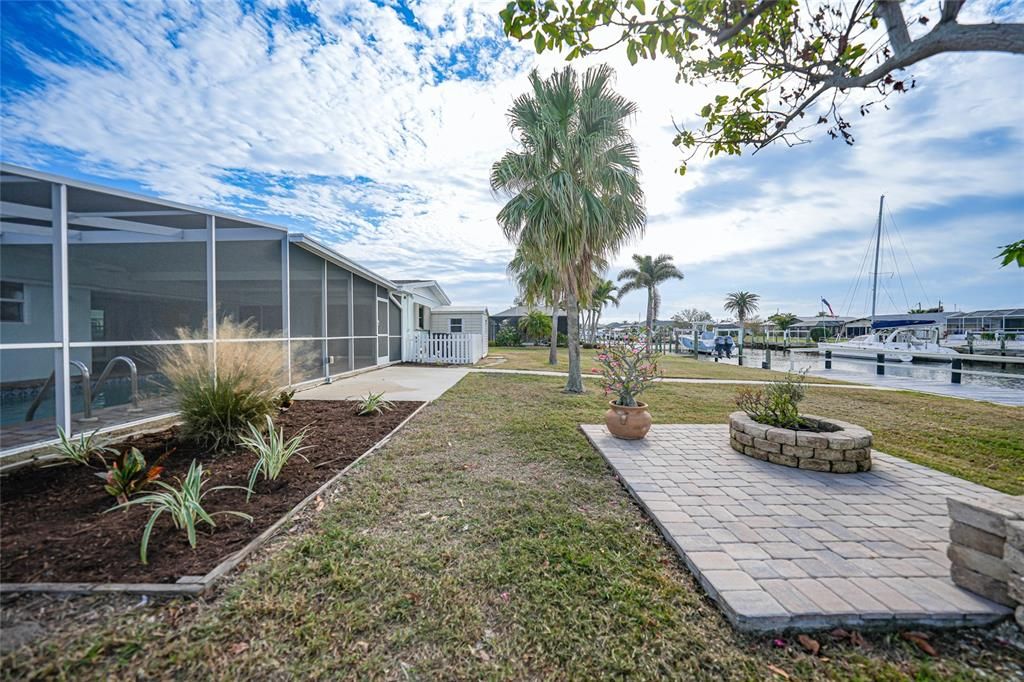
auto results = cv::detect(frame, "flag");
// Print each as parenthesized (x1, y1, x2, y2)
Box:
(821, 298, 835, 317)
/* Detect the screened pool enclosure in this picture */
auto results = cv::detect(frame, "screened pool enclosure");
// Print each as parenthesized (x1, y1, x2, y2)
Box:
(0, 164, 404, 454)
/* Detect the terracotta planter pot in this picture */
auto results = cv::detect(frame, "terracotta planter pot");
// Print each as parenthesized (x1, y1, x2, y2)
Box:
(605, 401, 652, 440)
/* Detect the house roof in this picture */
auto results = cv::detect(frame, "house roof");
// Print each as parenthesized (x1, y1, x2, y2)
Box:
(947, 308, 1024, 319)
(288, 234, 397, 291)
(493, 305, 565, 318)
(394, 279, 452, 306)
(1, 162, 402, 292)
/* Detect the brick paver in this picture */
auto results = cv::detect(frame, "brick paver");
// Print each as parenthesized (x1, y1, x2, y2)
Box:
(581, 424, 1012, 632)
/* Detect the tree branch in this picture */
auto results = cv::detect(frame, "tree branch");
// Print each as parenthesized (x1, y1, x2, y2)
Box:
(817, 21, 1024, 89)
(874, 0, 912, 56)
(715, 0, 779, 45)
(940, 0, 965, 24)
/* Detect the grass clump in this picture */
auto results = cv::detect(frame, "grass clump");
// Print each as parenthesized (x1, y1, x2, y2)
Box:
(51, 426, 116, 466)
(112, 459, 252, 565)
(355, 391, 395, 416)
(240, 415, 309, 501)
(155, 319, 285, 451)
(735, 371, 808, 429)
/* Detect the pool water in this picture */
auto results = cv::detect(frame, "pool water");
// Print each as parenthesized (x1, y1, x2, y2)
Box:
(1, 379, 167, 427)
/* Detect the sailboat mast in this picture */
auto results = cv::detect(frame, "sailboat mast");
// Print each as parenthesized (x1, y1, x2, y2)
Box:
(870, 195, 884, 322)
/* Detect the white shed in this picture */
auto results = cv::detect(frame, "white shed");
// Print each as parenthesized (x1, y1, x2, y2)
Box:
(429, 306, 489, 336)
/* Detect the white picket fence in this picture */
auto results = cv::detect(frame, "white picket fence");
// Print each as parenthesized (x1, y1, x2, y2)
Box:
(410, 332, 485, 365)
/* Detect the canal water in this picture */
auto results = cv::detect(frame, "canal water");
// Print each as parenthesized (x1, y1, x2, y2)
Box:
(690, 348, 1024, 391)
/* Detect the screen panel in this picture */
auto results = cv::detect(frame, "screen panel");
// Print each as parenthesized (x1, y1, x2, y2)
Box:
(217, 232, 283, 337)
(352, 275, 375, 337)
(288, 245, 323, 338)
(327, 264, 350, 337)
(1, 240, 54, 343)
(68, 240, 206, 342)
(353, 338, 375, 369)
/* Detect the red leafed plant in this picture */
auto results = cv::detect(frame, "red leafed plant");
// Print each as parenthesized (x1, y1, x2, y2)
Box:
(592, 327, 660, 407)
(98, 447, 170, 505)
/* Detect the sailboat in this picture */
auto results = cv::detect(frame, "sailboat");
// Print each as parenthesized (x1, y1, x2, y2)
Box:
(817, 196, 960, 362)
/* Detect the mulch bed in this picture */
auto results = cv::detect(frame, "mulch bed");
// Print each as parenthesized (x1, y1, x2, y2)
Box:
(1, 400, 422, 584)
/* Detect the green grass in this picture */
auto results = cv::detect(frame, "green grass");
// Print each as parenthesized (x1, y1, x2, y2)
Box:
(480, 346, 847, 383)
(3, 374, 1022, 679)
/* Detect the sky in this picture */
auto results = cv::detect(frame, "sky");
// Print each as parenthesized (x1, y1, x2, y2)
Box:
(1, 0, 1021, 322)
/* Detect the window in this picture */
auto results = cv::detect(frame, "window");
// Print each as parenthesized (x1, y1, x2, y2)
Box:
(449, 318, 463, 333)
(1, 281, 25, 323)
(417, 305, 425, 330)
(90, 310, 105, 340)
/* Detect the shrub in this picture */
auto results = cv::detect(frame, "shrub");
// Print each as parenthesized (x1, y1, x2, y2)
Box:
(494, 323, 522, 347)
(355, 391, 395, 416)
(154, 319, 285, 451)
(240, 416, 310, 501)
(809, 327, 827, 342)
(557, 332, 568, 347)
(981, 332, 996, 341)
(112, 459, 252, 565)
(593, 328, 660, 407)
(735, 372, 807, 429)
(98, 447, 166, 505)
(51, 426, 116, 466)
(275, 389, 296, 411)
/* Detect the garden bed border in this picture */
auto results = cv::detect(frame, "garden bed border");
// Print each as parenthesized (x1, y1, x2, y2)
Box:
(0, 401, 429, 597)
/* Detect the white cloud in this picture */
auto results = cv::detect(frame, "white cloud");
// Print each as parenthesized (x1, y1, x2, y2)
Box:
(2, 0, 1021, 319)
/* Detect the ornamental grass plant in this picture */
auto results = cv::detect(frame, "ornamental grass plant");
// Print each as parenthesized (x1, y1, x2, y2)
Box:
(154, 319, 286, 451)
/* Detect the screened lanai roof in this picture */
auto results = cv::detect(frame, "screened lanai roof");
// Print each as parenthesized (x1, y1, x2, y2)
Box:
(0, 163, 397, 291)
(946, 308, 1024, 319)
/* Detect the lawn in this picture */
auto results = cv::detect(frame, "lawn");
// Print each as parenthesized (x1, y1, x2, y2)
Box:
(479, 346, 847, 383)
(3, 374, 1022, 679)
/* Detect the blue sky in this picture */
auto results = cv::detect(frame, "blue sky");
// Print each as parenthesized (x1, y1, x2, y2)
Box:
(1, 0, 1021, 321)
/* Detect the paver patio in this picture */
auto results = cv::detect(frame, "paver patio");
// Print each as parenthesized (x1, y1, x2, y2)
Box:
(581, 424, 1013, 632)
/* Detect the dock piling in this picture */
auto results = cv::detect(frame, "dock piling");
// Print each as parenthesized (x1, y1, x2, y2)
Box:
(951, 358, 962, 384)
(824, 350, 832, 370)
(876, 353, 885, 376)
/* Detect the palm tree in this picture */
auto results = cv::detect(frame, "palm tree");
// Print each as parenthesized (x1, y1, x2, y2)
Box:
(518, 309, 552, 345)
(724, 291, 761, 346)
(586, 279, 619, 343)
(508, 248, 562, 365)
(491, 65, 646, 393)
(768, 312, 798, 344)
(617, 254, 684, 341)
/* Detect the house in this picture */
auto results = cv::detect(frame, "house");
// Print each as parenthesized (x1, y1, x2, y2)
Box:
(0, 163, 486, 455)
(945, 308, 1023, 334)
(490, 305, 566, 341)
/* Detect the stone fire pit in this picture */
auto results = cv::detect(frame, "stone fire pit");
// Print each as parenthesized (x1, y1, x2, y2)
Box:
(728, 411, 872, 473)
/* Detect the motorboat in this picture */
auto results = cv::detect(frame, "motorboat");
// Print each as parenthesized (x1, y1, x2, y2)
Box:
(818, 323, 960, 362)
(679, 330, 718, 354)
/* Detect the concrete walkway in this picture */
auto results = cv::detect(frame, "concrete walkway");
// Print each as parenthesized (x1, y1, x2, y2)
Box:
(582, 424, 1012, 632)
(296, 365, 470, 402)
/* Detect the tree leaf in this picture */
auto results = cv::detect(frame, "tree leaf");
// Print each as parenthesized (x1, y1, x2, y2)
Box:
(797, 633, 820, 655)
(901, 631, 937, 657)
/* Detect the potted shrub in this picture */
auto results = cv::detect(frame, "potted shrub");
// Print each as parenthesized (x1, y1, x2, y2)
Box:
(730, 373, 873, 473)
(594, 329, 659, 440)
